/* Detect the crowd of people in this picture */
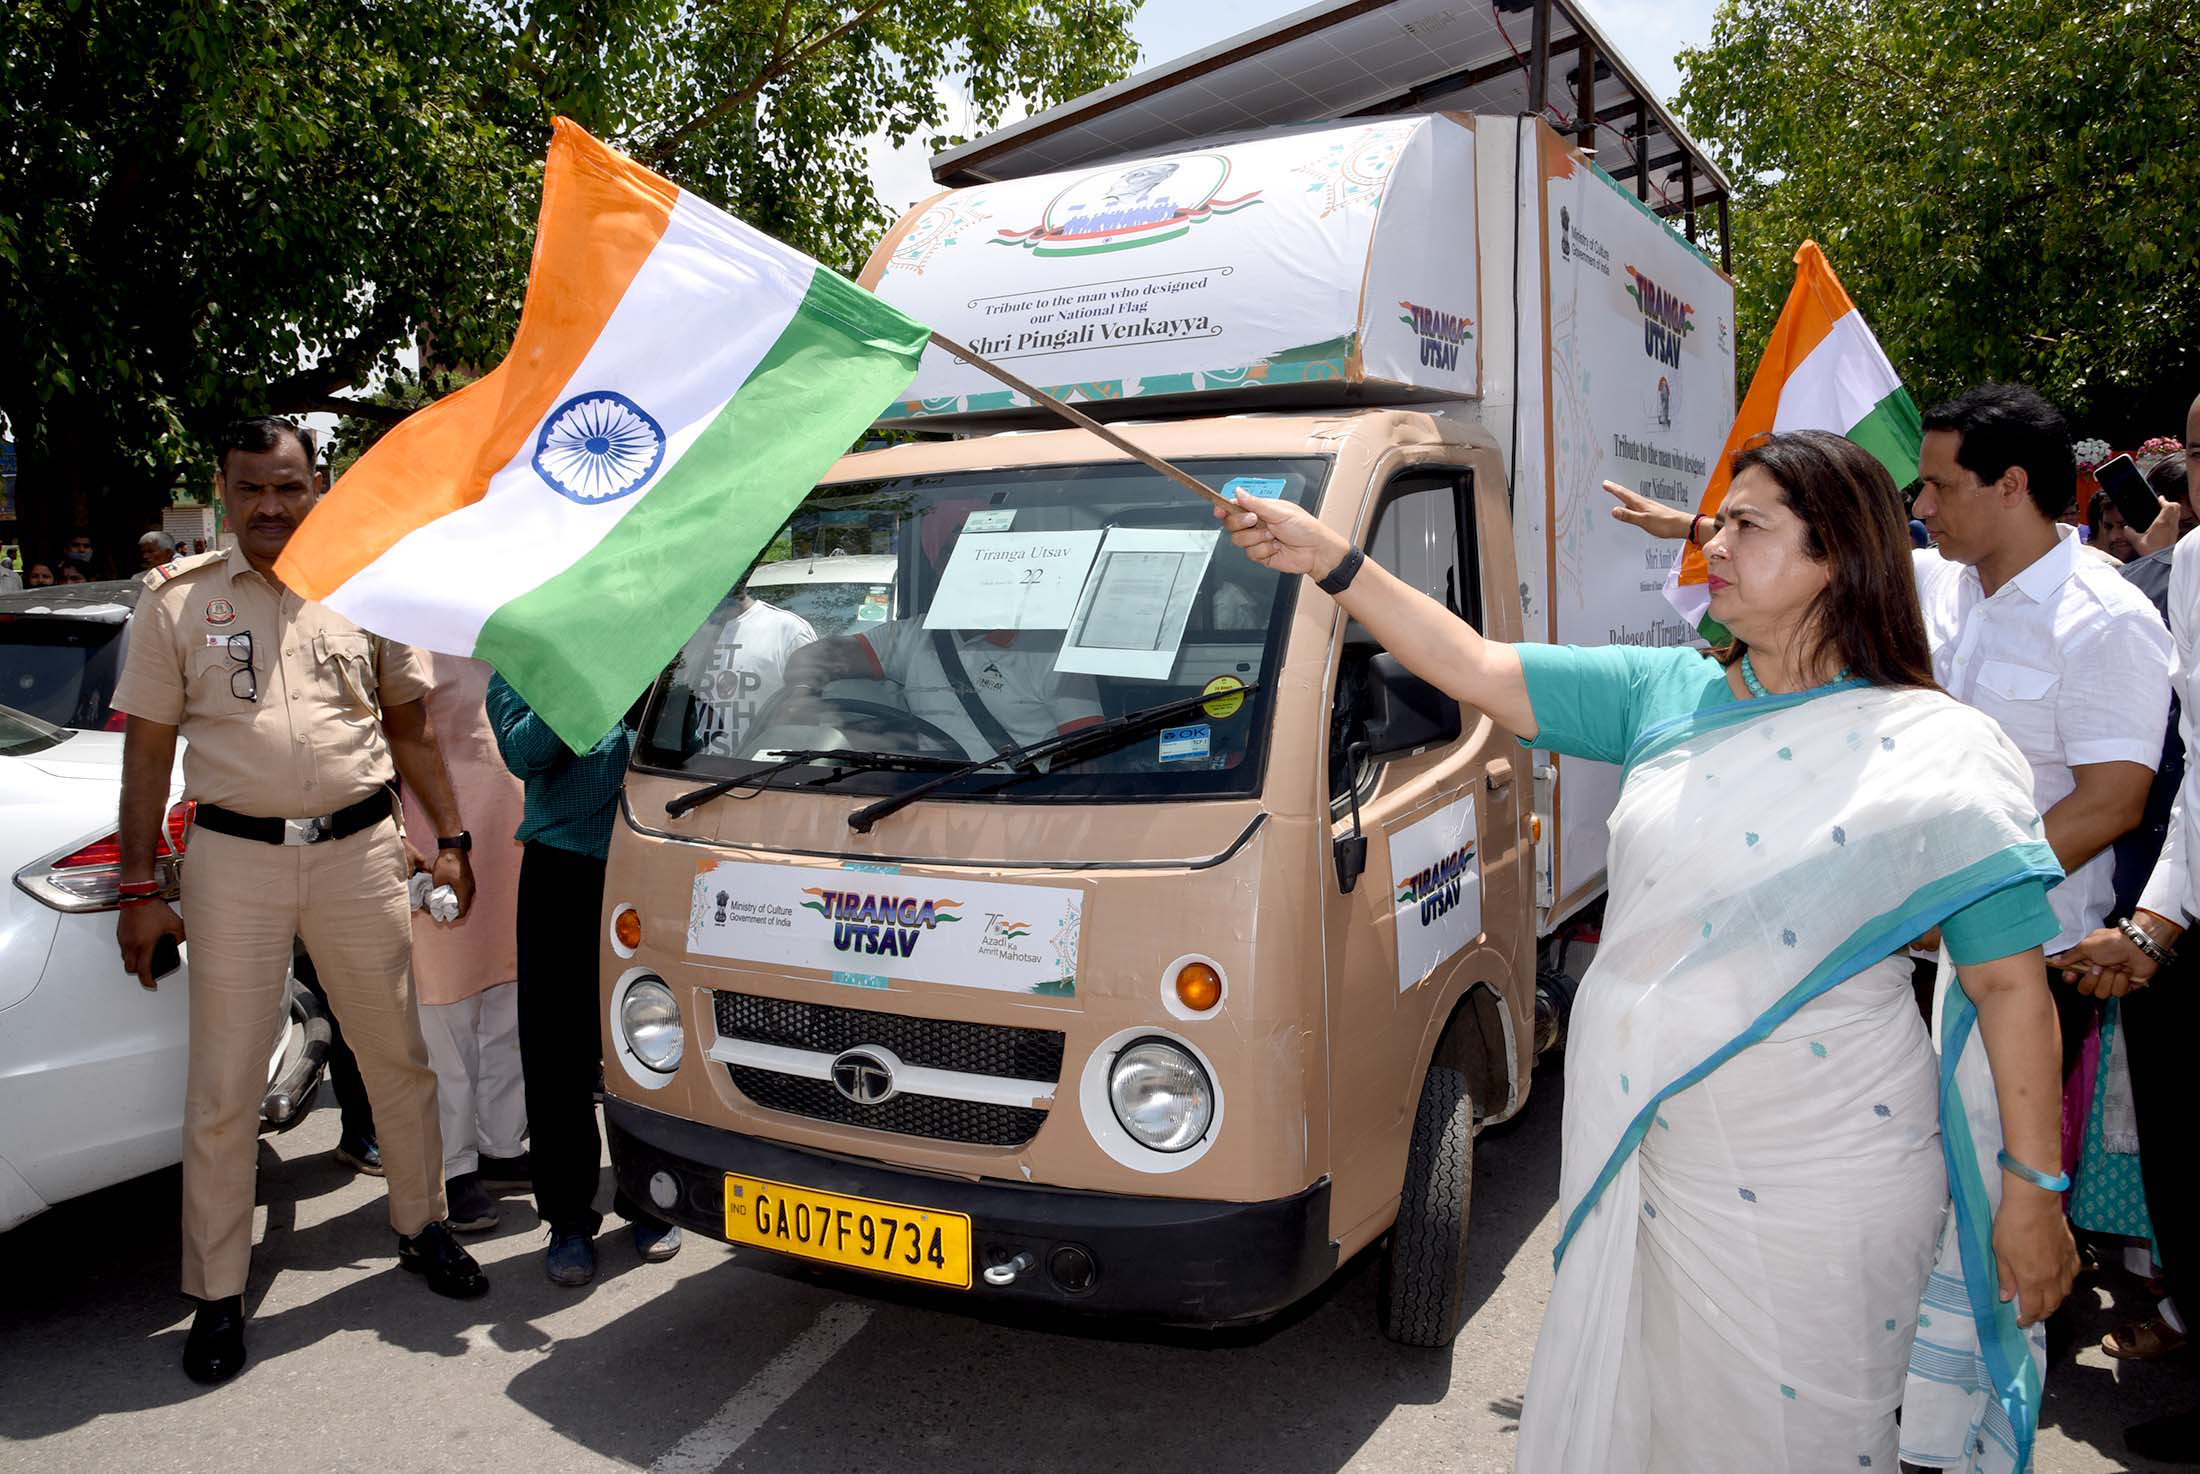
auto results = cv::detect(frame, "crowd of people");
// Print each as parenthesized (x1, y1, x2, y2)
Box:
(68, 384, 2200, 1473)
(1232, 381, 2200, 1471)
(0, 528, 217, 590)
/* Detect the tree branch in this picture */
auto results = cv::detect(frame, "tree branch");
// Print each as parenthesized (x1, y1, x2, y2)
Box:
(280, 395, 413, 424)
(637, 0, 902, 166)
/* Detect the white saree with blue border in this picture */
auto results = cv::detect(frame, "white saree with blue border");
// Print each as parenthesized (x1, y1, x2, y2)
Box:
(1514, 682, 2059, 1474)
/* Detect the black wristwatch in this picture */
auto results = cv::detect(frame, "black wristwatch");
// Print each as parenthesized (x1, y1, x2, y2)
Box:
(1316, 543, 1366, 596)
(436, 831, 472, 853)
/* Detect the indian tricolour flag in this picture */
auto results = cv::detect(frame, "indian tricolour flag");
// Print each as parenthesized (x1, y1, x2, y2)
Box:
(1666, 240, 1922, 636)
(276, 119, 931, 750)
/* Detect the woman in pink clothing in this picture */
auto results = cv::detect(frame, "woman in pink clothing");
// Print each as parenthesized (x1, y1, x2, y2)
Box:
(402, 652, 529, 1232)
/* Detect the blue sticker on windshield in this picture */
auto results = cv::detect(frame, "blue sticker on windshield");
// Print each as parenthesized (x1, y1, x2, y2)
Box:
(1222, 477, 1287, 499)
(1159, 725, 1212, 763)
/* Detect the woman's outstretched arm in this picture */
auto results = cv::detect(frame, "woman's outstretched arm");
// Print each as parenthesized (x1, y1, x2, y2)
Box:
(1951, 947, 2080, 1327)
(1218, 489, 1537, 738)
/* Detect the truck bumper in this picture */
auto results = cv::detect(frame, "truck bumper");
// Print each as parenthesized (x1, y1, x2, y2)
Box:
(606, 1097, 1337, 1326)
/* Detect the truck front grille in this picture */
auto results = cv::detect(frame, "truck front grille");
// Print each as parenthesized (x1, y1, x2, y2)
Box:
(726, 1066, 1049, 1148)
(712, 991, 1066, 1081)
(712, 991, 1064, 1148)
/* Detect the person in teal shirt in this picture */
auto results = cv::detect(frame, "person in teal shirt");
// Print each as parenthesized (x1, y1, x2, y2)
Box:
(485, 674, 679, 1284)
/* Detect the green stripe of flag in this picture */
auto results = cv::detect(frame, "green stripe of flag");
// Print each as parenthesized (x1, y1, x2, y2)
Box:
(1843, 385, 1924, 490)
(476, 267, 929, 750)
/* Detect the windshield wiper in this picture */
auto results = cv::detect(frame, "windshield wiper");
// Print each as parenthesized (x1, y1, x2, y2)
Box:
(665, 748, 963, 818)
(846, 685, 1264, 834)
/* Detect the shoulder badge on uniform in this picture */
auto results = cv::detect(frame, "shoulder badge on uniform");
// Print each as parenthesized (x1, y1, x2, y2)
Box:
(141, 549, 224, 589)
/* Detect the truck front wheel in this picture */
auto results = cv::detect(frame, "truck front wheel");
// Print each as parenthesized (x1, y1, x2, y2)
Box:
(1378, 1061, 1474, 1346)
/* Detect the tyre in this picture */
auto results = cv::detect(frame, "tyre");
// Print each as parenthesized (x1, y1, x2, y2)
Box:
(1378, 1061, 1475, 1346)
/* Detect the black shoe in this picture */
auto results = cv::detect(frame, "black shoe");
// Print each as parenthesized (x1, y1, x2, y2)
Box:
(2128, 1406, 2200, 1464)
(182, 1295, 246, 1385)
(398, 1221, 490, 1299)
(473, 1151, 533, 1191)
(333, 1136, 384, 1176)
(444, 1172, 500, 1234)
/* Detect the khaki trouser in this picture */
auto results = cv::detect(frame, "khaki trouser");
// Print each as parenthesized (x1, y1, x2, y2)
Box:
(178, 816, 445, 1299)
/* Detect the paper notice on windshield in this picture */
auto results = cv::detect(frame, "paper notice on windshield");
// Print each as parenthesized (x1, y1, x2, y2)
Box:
(921, 531, 1103, 632)
(1054, 529, 1218, 680)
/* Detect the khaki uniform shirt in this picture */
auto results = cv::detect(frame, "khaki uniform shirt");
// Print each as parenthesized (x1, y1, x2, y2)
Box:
(112, 547, 429, 818)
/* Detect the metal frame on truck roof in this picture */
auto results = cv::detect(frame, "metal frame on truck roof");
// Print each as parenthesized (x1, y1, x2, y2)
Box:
(929, 0, 1732, 270)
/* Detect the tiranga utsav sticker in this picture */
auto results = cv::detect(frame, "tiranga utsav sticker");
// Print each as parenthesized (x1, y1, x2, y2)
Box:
(275, 119, 931, 752)
(1388, 796, 1482, 994)
(1664, 241, 1922, 640)
(862, 114, 1481, 416)
(687, 861, 1084, 997)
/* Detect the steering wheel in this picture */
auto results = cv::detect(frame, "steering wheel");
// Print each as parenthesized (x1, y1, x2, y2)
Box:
(738, 688, 970, 761)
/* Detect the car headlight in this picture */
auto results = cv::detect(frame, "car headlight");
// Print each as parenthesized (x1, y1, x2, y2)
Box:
(620, 977, 683, 1073)
(1107, 1038, 1212, 1152)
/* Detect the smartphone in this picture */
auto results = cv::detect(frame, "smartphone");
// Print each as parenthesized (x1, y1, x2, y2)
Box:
(2096, 453, 2159, 533)
(151, 934, 183, 980)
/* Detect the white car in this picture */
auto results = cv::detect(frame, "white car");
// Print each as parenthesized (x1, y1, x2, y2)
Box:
(0, 579, 324, 1231)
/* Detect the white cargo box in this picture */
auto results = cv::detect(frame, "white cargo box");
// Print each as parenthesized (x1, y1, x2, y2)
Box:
(860, 115, 1482, 421)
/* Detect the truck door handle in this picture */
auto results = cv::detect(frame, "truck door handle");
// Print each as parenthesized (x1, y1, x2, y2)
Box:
(1485, 759, 1513, 796)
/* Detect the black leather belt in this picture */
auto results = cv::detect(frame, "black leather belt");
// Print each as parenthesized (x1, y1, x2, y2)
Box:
(195, 792, 392, 847)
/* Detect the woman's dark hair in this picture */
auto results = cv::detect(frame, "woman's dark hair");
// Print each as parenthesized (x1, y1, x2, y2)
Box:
(1717, 429, 1937, 690)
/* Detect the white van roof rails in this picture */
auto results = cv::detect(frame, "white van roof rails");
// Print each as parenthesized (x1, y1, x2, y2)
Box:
(927, 0, 1732, 270)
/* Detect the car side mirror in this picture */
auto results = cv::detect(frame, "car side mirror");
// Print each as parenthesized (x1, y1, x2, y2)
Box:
(1362, 653, 1462, 763)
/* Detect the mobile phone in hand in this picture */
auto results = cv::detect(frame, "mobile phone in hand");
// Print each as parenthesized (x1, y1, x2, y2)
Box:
(151, 935, 182, 979)
(2096, 453, 2159, 533)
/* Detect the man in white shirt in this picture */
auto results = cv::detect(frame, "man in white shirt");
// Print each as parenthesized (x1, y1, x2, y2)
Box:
(1909, 384, 2174, 969)
(2051, 389, 2200, 1467)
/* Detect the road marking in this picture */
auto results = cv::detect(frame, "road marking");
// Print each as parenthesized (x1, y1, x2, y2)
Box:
(647, 1301, 873, 1474)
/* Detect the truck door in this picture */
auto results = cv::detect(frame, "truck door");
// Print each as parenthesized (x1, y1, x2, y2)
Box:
(1320, 467, 1522, 1244)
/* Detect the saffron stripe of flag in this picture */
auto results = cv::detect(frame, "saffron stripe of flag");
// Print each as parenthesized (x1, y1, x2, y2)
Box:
(276, 119, 931, 750)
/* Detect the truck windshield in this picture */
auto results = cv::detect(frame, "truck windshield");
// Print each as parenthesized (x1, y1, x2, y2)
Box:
(635, 456, 1326, 804)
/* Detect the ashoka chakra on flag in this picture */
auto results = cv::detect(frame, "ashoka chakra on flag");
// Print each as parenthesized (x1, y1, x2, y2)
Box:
(532, 391, 667, 503)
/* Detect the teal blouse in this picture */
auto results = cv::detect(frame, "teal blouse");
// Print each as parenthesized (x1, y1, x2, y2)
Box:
(1514, 643, 2057, 967)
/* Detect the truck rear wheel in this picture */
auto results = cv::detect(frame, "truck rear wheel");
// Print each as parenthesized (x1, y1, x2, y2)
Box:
(1378, 1062, 1474, 1347)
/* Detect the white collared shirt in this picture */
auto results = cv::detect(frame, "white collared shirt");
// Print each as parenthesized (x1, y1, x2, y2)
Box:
(1913, 526, 2174, 950)
(2140, 535, 2200, 923)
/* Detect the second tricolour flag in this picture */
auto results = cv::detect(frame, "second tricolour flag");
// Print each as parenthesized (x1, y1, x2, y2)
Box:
(1666, 241, 1922, 636)
(277, 119, 931, 750)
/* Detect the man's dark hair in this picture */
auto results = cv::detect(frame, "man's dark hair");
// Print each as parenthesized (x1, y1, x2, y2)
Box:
(215, 416, 317, 476)
(1920, 383, 2074, 520)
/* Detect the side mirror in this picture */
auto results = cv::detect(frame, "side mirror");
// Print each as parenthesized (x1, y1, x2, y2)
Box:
(1362, 653, 1462, 763)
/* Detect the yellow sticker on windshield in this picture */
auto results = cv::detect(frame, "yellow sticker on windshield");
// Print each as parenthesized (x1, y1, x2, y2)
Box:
(1201, 675, 1246, 720)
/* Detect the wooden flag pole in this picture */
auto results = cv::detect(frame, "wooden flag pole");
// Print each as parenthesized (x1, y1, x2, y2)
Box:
(925, 331, 1235, 510)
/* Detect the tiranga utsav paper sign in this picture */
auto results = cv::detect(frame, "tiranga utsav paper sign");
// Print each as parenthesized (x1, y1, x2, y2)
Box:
(1664, 241, 1921, 639)
(862, 114, 1481, 417)
(275, 119, 931, 751)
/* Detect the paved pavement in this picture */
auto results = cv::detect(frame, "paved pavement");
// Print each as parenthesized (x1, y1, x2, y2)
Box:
(1, 1070, 2190, 1473)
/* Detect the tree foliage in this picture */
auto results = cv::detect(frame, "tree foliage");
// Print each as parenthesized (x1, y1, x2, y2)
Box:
(1675, 0, 2200, 436)
(0, 0, 1139, 546)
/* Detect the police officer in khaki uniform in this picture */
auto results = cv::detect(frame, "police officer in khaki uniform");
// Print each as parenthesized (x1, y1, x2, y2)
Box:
(113, 417, 490, 1387)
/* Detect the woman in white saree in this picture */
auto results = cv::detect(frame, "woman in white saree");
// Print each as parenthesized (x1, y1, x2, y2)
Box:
(1222, 431, 2079, 1473)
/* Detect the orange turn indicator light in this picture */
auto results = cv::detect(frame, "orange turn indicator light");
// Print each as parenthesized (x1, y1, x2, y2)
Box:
(613, 907, 642, 951)
(1174, 961, 1222, 1012)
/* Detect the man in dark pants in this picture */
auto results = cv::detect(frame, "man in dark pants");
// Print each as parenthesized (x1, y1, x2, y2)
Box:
(292, 947, 381, 1174)
(485, 672, 679, 1285)
(2055, 389, 2200, 1464)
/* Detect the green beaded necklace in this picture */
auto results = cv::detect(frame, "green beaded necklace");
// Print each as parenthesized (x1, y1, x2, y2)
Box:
(1739, 651, 1849, 697)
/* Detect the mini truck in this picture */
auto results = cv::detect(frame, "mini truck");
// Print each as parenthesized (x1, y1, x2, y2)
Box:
(599, 89, 1734, 1343)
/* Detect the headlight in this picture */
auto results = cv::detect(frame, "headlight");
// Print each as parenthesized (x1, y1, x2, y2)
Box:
(1107, 1038, 1212, 1152)
(620, 977, 683, 1073)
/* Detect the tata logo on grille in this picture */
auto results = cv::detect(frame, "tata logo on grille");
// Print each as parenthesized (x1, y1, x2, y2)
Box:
(831, 1049, 897, 1106)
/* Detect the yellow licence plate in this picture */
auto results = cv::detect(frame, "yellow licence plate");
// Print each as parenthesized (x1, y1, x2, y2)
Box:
(723, 1173, 972, 1289)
